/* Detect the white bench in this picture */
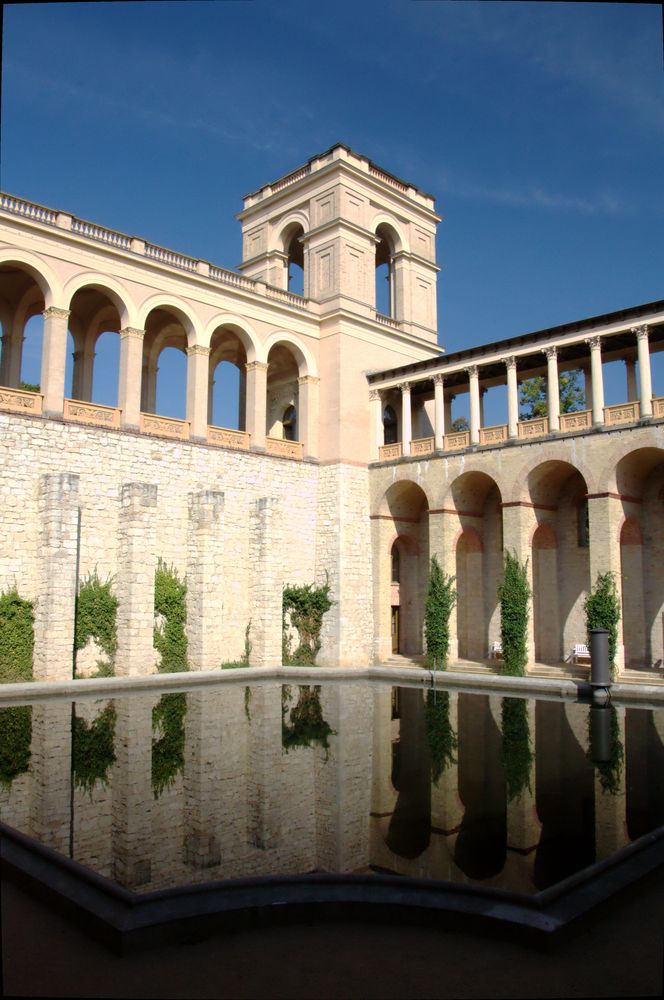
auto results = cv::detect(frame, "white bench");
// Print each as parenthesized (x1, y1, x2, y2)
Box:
(489, 640, 503, 659)
(570, 643, 591, 664)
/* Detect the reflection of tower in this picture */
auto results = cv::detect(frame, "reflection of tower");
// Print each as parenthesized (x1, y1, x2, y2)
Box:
(29, 701, 72, 855)
(504, 698, 541, 894)
(111, 693, 157, 888)
(315, 682, 373, 872)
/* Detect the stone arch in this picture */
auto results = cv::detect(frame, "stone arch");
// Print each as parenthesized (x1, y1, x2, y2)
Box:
(63, 271, 135, 329)
(0, 254, 61, 389)
(137, 294, 201, 347)
(262, 330, 317, 377)
(0, 250, 61, 306)
(66, 280, 128, 406)
(510, 449, 595, 505)
(140, 299, 201, 419)
(370, 214, 408, 254)
(206, 318, 259, 430)
(204, 314, 259, 364)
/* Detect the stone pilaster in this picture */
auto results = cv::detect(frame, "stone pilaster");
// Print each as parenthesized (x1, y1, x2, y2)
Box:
(245, 361, 268, 451)
(112, 693, 156, 887)
(298, 374, 319, 459)
(501, 502, 536, 668)
(186, 490, 225, 671)
(186, 345, 210, 441)
(249, 497, 282, 666)
(118, 327, 145, 429)
(428, 509, 461, 662)
(33, 473, 79, 682)
(369, 390, 383, 460)
(41, 306, 70, 417)
(115, 483, 158, 676)
(587, 492, 625, 673)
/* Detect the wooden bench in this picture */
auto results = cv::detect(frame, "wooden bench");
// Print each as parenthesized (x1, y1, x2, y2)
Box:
(489, 640, 503, 659)
(570, 643, 591, 664)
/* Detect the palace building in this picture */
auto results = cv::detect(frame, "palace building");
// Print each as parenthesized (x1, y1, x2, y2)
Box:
(0, 144, 662, 679)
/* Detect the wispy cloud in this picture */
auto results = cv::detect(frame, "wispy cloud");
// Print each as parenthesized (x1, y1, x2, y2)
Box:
(437, 172, 630, 216)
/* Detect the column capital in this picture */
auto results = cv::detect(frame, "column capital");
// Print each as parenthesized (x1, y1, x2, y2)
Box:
(505, 355, 517, 371)
(465, 364, 479, 379)
(368, 389, 383, 402)
(120, 326, 145, 341)
(42, 306, 70, 321)
(585, 335, 602, 350)
(543, 345, 557, 360)
(187, 345, 210, 357)
(632, 324, 650, 341)
(297, 374, 320, 386)
(246, 360, 268, 373)
(432, 373, 445, 386)
(397, 381, 411, 393)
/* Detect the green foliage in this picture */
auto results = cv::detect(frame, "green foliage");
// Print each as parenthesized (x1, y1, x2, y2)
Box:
(424, 690, 457, 784)
(519, 370, 585, 420)
(501, 697, 534, 802)
(74, 571, 118, 675)
(281, 685, 335, 754)
(282, 579, 333, 665)
(154, 559, 188, 673)
(424, 556, 456, 669)
(584, 572, 621, 680)
(242, 621, 252, 666)
(19, 381, 40, 393)
(498, 551, 531, 677)
(0, 705, 32, 787)
(451, 416, 469, 432)
(587, 705, 625, 795)
(72, 704, 117, 794)
(151, 693, 187, 797)
(0, 588, 34, 683)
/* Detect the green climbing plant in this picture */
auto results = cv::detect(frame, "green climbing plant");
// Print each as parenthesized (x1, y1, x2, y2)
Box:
(72, 704, 117, 794)
(424, 556, 456, 669)
(282, 579, 333, 665)
(501, 697, 534, 802)
(151, 692, 187, 797)
(0, 705, 32, 787)
(154, 559, 188, 673)
(498, 551, 531, 677)
(74, 571, 118, 676)
(424, 689, 458, 784)
(584, 572, 621, 680)
(281, 685, 335, 754)
(0, 587, 34, 683)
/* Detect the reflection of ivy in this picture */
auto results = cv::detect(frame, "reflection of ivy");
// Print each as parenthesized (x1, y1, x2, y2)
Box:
(244, 686, 252, 721)
(152, 693, 187, 797)
(587, 705, 624, 795)
(281, 685, 335, 754)
(0, 705, 32, 787)
(501, 697, 533, 802)
(72, 704, 117, 794)
(425, 690, 457, 784)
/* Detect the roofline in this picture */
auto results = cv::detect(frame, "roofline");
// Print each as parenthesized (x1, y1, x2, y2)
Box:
(367, 299, 664, 383)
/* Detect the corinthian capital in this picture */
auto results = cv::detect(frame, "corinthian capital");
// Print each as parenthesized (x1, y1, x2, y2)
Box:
(368, 389, 382, 402)
(585, 336, 602, 351)
(543, 345, 557, 360)
(632, 324, 650, 341)
(464, 364, 478, 380)
(397, 381, 411, 393)
(432, 373, 445, 387)
(505, 355, 517, 372)
(42, 306, 70, 321)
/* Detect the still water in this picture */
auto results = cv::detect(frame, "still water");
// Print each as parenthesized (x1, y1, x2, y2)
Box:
(1, 681, 663, 897)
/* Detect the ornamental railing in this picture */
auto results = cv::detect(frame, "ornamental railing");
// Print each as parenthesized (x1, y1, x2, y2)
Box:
(64, 399, 121, 429)
(207, 426, 251, 451)
(266, 437, 304, 460)
(139, 412, 190, 441)
(604, 401, 640, 426)
(0, 385, 43, 415)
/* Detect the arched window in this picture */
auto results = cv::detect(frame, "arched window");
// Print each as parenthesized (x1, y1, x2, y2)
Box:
(375, 224, 397, 318)
(283, 224, 305, 296)
(383, 404, 397, 445)
(282, 404, 297, 441)
(391, 544, 400, 583)
(577, 497, 590, 547)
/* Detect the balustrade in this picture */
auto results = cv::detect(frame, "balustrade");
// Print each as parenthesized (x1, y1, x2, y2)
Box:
(517, 416, 549, 440)
(444, 430, 470, 451)
(63, 399, 121, 429)
(71, 219, 131, 250)
(560, 409, 592, 432)
(479, 424, 508, 446)
(0, 385, 43, 415)
(411, 436, 434, 456)
(605, 401, 640, 426)
(378, 442, 402, 461)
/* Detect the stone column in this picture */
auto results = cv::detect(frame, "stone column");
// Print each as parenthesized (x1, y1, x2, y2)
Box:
(506, 356, 519, 439)
(238, 365, 247, 431)
(207, 367, 215, 425)
(625, 358, 638, 403)
(634, 325, 653, 418)
(41, 307, 70, 417)
(186, 490, 225, 672)
(429, 509, 460, 662)
(433, 374, 445, 450)
(399, 381, 412, 456)
(544, 346, 560, 432)
(33, 473, 79, 682)
(586, 336, 605, 426)
(115, 483, 158, 676)
(118, 327, 145, 429)
(186, 345, 210, 441)
(112, 693, 156, 887)
(245, 361, 268, 451)
(298, 374, 319, 459)
(249, 497, 282, 666)
(370, 390, 383, 459)
(587, 492, 625, 673)
(467, 365, 480, 445)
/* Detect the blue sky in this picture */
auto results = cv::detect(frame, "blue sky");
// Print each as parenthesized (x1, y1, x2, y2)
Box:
(2, 1, 663, 426)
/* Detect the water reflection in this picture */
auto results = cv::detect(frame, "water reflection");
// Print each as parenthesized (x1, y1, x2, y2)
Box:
(1, 684, 663, 897)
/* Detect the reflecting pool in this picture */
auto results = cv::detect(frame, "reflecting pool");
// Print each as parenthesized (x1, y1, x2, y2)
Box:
(1, 681, 663, 898)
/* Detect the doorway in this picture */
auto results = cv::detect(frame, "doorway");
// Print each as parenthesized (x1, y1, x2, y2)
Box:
(391, 606, 400, 653)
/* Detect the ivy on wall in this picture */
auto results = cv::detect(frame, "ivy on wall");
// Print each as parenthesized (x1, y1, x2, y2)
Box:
(584, 572, 621, 680)
(424, 556, 456, 669)
(74, 571, 118, 676)
(154, 560, 188, 673)
(281, 685, 335, 754)
(424, 689, 458, 784)
(0, 705, 32, 787)
(498, 551, 531, 677)
(282, 580, 332, 665)
(501, 697, 534, 802)
(0, 588, 34, 684)
(152, 692, 187, 797)
(72, 704, 117, 794)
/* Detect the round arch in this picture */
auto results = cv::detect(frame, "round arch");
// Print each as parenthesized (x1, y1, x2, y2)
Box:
(369, 214, 408, 254)
(509, 450, 595, 505)
(274, 211, 310, 249)
(0, 250, 62, 307)
(137, 294, 202, 346)
(63, 271, 136, 329)
(204, 314, 260, 363)
(262, 330, 317, 377)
